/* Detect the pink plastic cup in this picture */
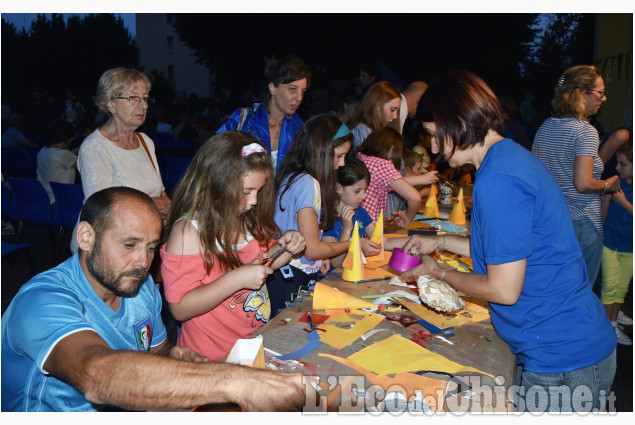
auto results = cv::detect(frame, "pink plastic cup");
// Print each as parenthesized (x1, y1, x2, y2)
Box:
(388, 248, 422, 272)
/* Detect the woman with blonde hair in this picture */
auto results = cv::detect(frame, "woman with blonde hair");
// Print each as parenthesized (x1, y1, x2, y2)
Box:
(351, 81, 401, 148)
(72, 67, 170, 253)
(533, 65, 621, 287)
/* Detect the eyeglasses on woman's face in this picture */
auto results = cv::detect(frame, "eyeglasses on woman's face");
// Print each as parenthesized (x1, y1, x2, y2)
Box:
(586, 88, 606, 99)
(115, 95, 156, 107)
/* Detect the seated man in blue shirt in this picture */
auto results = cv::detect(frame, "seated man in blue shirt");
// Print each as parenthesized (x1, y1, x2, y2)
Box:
(1, 186, 309, 412)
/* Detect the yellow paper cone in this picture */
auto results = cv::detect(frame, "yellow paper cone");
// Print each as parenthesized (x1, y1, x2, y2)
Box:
(312, 282, 377, 310)
(342, 222, 364, 281)
(429, 183, 438, 198)
(423, 192, 439, 218)
(449, 198, 466, 225)
(367, 210, 384, 261)
(456, 187, 466, 213)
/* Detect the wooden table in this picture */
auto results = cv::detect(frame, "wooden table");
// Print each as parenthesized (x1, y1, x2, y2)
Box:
(255, 206, 516, 413)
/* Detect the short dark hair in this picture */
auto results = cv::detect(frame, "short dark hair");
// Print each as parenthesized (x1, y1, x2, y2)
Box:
(337, 156, 371, 187)
(415, 70, 504, 158)
(264, 56, 311, 102)
(79, 187, 157, 241)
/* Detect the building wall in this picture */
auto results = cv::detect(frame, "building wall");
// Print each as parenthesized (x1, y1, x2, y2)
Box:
(136, 13, 211, 98)
(594, 13, 633, 133)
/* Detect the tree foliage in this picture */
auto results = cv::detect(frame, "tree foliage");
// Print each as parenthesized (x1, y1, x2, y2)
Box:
(521, 13, 596, 100)
(172, 13, 539, 104)
(2, 13, 139, 113)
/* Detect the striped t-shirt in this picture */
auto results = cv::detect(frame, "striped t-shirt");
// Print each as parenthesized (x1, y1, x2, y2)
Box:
(532, 117, 604, 236)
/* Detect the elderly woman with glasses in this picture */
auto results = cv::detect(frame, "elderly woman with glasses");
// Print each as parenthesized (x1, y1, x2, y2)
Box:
(533, 65, 621, 288)
(72, 67, 170, 253)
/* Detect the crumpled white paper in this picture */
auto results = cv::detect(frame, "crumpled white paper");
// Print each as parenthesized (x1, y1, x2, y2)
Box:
(416, 275, 464, 312)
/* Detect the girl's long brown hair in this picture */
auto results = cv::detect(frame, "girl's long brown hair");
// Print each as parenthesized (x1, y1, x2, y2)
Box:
(165, 131, 279, 273)
(275, 114, 353, 231)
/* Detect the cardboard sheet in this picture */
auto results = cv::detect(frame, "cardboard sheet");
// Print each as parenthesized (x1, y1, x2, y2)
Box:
(346, 334, 497, 381)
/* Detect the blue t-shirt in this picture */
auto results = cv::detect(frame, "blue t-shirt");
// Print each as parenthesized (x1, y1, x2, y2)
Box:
(323, 206, 373, 241)
(604, 178, 633, 253)
(1, 254, 167, 411)
(275, 173, 323, 274)
(471, 139, 616, 373)
(217, 102, 304, 171)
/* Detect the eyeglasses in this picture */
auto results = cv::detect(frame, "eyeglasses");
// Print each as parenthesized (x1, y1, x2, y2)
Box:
(586, 89, 606, 99)
(115, 95, 156, 107)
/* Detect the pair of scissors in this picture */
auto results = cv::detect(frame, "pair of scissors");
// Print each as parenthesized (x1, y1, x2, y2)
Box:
(259, 243, 287, 266)
(307, 312, 317, 331)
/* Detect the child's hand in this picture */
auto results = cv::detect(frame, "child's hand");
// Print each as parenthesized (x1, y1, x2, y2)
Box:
(395, 213, 412, 228)
(320, 259, 331, 274)
(360, 238, 381, 257)
(339, 204, 355, 226)
(239, 262, 274, 290)
(278, 230, 306, 256)
(421, 170, 439, 185)
(612, 189, 628, 206)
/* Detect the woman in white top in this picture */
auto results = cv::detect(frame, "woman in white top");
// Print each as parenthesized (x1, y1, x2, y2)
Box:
(72, 67, 170, 252)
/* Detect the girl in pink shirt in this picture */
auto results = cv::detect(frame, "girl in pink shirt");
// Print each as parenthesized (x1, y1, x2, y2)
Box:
(160, 131, 305, 361)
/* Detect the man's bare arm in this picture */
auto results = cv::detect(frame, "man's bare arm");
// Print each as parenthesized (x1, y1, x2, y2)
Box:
(43, 330, 307, 411)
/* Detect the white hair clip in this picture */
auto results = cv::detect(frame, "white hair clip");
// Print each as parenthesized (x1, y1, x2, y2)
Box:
(557, 75, 565, 87)
(242, 143, 267, 157)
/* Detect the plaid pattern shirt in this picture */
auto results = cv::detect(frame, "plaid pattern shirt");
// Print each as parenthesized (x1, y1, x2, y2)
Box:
(357, 152, 403, 222)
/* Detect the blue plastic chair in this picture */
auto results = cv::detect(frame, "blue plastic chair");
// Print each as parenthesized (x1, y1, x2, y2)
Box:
(50, 182, 85, 255)
(163, 155, 192, 194)
(6, 177, 53, 243)
(1, 180, 17, 221)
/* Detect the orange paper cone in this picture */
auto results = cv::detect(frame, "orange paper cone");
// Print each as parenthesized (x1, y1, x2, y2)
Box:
(423, 192, 439, 218)
(367, 210, 384, 261)
(455, 187, 466, 213)
(342, 222, 365, 281)
(460, 172, 472, 184)
(449, 197, 466, 225)
(429, 183, 438, 198)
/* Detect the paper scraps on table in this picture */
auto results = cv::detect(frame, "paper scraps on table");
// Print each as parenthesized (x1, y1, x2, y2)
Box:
(312, 282, 377, 310)
(422, 219, 468, 234)
(275, 329, 322, 361)
(318, 309, 385, 349)
(394, 296, 490, 329)
(299, 311, 329, 326)
(318, 352, 448, 412)
(345, 334, 499, 382)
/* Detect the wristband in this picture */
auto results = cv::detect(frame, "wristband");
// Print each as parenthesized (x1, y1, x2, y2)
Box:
(440, 235, 446, 251)
(441, 269, 449, 283)
(602, 180, 608, 195)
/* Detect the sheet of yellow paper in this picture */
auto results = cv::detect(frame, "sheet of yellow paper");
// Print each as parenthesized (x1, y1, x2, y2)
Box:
(312, 282, 377, 310)
(395, 297, 490, 329)
(319, 353, 448, 411)
(347, 334, 498, 381)
(318, 309, 385, 349)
